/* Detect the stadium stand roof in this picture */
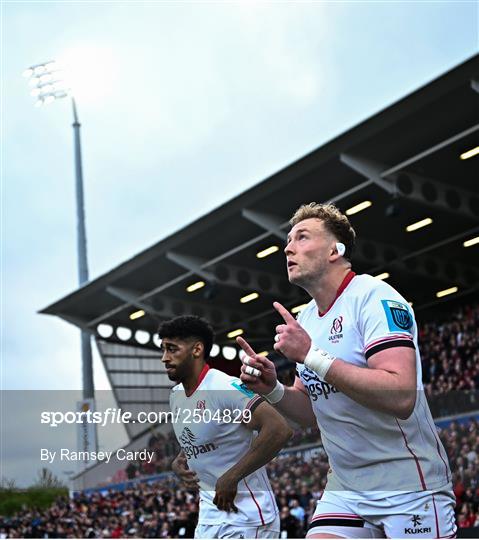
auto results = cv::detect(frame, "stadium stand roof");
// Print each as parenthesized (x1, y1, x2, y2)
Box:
(41, 54, 479, 439)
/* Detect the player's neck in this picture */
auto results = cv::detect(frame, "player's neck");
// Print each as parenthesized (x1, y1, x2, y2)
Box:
(183, 360, 208, 396)
(311, 266, 352, 314)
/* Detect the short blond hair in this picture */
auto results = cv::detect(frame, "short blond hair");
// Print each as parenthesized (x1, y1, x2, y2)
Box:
(290, 202, 356, 260)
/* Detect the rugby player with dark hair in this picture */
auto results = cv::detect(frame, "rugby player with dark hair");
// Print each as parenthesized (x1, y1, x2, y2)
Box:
(158, 315, 292, 539)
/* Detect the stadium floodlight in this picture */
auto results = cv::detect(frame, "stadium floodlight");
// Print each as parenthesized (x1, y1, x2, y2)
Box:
(258, 351, 269, 356)
(436, 286, 458, 298)
(227, 328, 244, 339)
(291, 303, 308, 314)
(463, 236, 479, 248)
(240, 292, 259, 304)
(375, 272, 390, 281)
(97, 324, 114, 338)
(222, 346, 237, 360)
(23, 59, 94, 401)
(406, 218, 433, 232)
(186, 280, 205, 292)
(345, 200, 372, 216)
(129, 309, 145, 320)
(460, 146, 479, 160)
(256, 245, 279, 259)
(116, 327, 133, 341)
(210, 344, 220, 357)
(134, 330, 150, 345)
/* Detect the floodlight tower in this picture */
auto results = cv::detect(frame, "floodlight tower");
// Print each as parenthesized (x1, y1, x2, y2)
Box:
(23, 61, 94, 400)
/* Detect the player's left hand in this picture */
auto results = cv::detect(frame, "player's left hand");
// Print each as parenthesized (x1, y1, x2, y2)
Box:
(273, 301, 312, 363)
(213, 472, 239, 513)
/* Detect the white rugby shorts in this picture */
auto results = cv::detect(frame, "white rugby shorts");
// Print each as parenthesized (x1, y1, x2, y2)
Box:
(307, 489, 456, 539)
(195, 515, 280, 539)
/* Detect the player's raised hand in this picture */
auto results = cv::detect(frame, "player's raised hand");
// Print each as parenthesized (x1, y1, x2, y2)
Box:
(171, 451, 199, 490)
(236, 336, 278, 395)
(273, 301, 312, 363)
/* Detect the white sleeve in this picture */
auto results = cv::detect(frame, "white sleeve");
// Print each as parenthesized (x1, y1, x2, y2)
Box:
(219, 377, 264, 414)
(358, 279, 416, 361)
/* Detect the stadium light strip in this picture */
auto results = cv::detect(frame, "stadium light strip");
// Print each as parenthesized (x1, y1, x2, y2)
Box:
(256, 245, 279, 258)
(406, 218, 433, 232)
(227, 328, 244, 338)
(240, 292, 259, 303)
(375, 272, 390, 281)
(186, 280, 205, 292)
(258, 351, 269, 356)
(463, 236, 479, 248)
(436, 286, 458, 298)
(129, 309, 145, 320)
(345, 200, 372, 216)
(460, 146, 479, 160)
(291, 303, 308, 314)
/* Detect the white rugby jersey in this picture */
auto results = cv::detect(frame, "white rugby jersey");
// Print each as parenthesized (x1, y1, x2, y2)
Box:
(296, 271, 452, 493)
(170, 365, 278, 526)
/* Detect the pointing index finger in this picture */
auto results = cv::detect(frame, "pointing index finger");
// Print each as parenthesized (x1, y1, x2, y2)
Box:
(236, 336, 257, 357)
(273, 301, 297, 324)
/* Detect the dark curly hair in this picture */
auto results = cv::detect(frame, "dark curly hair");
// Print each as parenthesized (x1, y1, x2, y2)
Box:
(157, 316, 214, 358)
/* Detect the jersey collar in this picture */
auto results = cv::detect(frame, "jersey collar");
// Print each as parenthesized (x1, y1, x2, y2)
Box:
(318, 270, 356, 317)
(185, 363, 210, 397)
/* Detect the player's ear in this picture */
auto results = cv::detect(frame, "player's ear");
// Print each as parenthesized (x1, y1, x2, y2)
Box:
(331, 241, 345, 259)
(192, 341, 204, 359)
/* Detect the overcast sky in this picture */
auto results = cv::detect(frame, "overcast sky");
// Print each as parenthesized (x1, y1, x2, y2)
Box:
(2, 1, 477, 483)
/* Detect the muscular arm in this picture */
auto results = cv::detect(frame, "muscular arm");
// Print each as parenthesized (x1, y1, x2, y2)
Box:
(272, 302, 417, 420)
(225, 401, 293, 481)
(275, 377, 318, 428)
(214, 400, 293, 512)
(324, 347, 417, 420)
(171, 450, 199, 489)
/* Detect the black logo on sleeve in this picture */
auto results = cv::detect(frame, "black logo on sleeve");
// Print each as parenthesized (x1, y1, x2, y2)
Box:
(391, 307, 412, 330)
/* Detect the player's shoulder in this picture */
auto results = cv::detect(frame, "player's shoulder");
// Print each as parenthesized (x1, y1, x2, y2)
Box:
(203, 367, 229, 385)
(350, 273, 404, 301)
(207, 369, 257, 400)
(203, 368, 238, 389)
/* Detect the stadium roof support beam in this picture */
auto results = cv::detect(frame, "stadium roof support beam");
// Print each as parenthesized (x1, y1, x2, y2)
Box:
(165, 251, 216, 282)
(104, 289, 251, 329)
(340, 153, 478, 219)
(241, 209, 287, 240)
(380, 124, 479, 177)
(339, 154, 395, 193)
(107, 286, 162, 317)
